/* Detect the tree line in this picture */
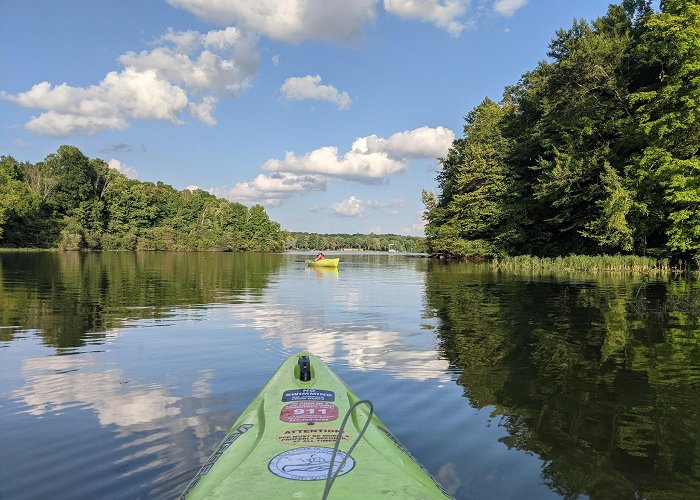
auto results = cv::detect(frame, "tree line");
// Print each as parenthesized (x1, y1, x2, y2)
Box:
(0, 145, 285, 252)
(285, 232, 425, 253)
(423, 0, 700, 265)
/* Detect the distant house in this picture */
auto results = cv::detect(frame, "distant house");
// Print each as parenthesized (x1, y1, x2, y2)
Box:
(388, 244, 396, 253)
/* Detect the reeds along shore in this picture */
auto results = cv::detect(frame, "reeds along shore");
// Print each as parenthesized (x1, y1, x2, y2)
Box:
(490, 255, 687, 274)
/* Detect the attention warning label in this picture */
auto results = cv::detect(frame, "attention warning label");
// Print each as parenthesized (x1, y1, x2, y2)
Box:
(280, 401, 339, 422)
(278, 427, 351, 446)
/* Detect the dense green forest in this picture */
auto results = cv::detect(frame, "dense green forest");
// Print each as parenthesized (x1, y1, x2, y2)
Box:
(0, 146, 285, 251)
(285, 232, 425, 253)
(0, 146, 425, 253)
(423, 0, 700, 265)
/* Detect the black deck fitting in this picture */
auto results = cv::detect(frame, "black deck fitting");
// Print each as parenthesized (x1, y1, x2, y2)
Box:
(298, 355, 311, 381)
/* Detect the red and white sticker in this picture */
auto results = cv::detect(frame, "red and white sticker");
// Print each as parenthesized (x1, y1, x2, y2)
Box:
(280, 401, 338, 423)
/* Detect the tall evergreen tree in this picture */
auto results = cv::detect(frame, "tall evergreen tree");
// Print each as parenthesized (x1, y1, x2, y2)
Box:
(522, 5, 646, 254)
(425, 99, 525, 256)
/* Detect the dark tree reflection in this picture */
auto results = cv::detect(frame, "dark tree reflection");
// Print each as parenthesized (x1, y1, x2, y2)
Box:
(424, 262, 700, 498)
(0, 252, 281, 348)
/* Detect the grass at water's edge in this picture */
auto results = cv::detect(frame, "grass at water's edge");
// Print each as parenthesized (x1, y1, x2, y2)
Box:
(489, 254, 694, 274)
(0, 247, 56, 252)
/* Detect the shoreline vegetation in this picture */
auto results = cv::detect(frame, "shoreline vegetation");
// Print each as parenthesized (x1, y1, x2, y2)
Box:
(491, 254, 676, 274)
(434, 252, 696, 275)
(422, 2, 700, 271)
(0, 146, 286, 253)
(284, 232, 424, 253)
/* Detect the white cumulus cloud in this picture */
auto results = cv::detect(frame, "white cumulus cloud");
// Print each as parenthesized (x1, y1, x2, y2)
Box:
(263, 126, 454, 183)
(120, 27, 259, 97)
(167, 0, 377, 43)
(263, 146, 405, 183)
(108, 159, 139, 179)
(1, 27, 259, 136)
(22, 112, 129, 136)
(210, 172, 327, 206)
(209, 126, 453, 209)
(493, 0, 528, 17)
(280, 75, 351, 110)
(366, 198, 406, 209)
(189, 96, 219, 125)
(356, 126, 455, 159)
(332, 196, 407, 218)
(402, 220, 427, 235)
(332, 196, 366, 217)
(1, 69, 189, 136)
(384, 0, 470, 37)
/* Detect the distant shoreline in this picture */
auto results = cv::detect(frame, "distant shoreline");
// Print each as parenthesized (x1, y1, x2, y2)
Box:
(1, 248, 693, 273)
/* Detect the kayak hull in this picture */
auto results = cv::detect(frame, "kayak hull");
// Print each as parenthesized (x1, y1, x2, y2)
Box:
(182, 352, 450, 499)
(307, 258, 340, 268)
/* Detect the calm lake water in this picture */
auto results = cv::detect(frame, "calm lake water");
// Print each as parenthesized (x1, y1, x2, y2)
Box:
(1, 251, 699, 499)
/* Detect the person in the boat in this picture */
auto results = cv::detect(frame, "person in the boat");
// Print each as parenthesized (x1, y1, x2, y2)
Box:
(314, 252, 326, 261)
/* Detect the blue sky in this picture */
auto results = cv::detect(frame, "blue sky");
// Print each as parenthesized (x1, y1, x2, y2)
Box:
(1, 0, 618, 235)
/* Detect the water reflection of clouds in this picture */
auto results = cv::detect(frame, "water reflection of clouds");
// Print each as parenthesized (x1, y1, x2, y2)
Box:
(12, 358, 222, 447)
(10, 352, 225, 497)
(14, 357, 181, 426)
(232, 304, 450, 381)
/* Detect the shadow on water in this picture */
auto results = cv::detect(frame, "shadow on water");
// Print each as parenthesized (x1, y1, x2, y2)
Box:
(424, 261, 700, 499)
(0, 251, 283, 348)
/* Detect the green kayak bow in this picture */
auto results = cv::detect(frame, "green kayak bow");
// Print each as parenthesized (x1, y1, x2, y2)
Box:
(182, 352, 451, 499)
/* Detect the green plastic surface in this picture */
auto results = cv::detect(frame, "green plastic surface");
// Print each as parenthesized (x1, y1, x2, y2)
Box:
(182, 352, 451, 499)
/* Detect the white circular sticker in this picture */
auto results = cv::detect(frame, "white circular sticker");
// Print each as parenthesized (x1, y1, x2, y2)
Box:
(268, 446, 355, 481)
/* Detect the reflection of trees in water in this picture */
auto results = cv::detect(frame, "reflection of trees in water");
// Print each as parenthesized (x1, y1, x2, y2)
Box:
(424, 262, 700, 498)
(0, 252, 282, 347)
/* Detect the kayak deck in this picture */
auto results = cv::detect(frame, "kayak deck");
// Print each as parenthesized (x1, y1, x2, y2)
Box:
(182, 352, 450, 499)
